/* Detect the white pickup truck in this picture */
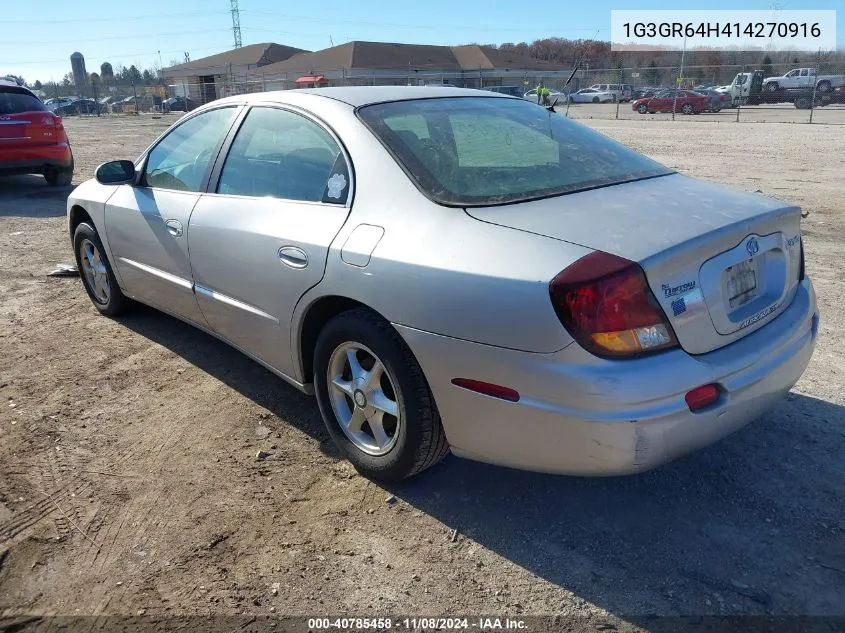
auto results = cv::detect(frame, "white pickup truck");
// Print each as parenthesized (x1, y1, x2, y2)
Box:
(763, 68, 845, 93)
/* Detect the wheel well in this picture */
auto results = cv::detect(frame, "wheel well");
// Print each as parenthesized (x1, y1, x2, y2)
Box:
(299, 295, 377, 383)
(69, 205, 93, 238)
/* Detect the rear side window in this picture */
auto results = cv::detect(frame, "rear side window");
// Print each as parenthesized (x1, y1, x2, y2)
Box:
(359, 97, 671, 206)
(0, 88, 46, 115)
(217, 107, 348, 204)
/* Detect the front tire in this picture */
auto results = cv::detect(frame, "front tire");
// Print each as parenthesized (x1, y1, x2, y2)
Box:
(682, 103, 694, 114)
(73, 222, 132, 316)
(314, 309, 449, 482)
(637, 103, 648, 114)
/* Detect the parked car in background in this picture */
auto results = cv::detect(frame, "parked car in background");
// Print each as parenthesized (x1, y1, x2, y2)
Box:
(523, 88, 562, 104)
(163, 96, 197, 112)
(484, 86, 523, 97)
(589, 84, 632, 102)
(566, 88, 615, 103)
(694, 88, 730, 112)
(54, 99, 106, 116)
(0, 78, 74, 186)
(45, 97, 77, 113)
(65, 86, 817, 481)
(632, 89, 710, 114)
(631, 87, 658, 100)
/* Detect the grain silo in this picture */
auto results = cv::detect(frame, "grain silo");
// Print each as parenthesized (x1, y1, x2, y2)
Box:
(70, 52, 87, 96)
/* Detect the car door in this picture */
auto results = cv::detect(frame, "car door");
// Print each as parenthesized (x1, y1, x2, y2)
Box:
(187, 105, 353, 378)
(783, 70, 800, 88)
(651, 90, 672, 111)
(799, 68, 812, 87)
(104, 105, 238, 323)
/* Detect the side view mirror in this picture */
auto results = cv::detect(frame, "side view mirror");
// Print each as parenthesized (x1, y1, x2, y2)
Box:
(546, 96, 559, 113)
(95, 160, 136, 185)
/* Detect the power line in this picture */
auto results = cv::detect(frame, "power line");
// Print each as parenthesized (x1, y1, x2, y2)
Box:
(241, 10, 603, 34)
(5, 28, 228, 46)
(0, 10, 228, 24)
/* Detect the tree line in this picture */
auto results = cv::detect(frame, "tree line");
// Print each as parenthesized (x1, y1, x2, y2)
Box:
(17, 61, 171, 99)
(489, 38, 845, 85)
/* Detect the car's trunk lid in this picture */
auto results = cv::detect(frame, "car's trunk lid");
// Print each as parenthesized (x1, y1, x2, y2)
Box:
(465, 173, 803, 355)
(0, 110, 61, 148)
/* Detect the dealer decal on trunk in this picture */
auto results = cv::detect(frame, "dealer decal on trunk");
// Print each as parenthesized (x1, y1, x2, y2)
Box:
(662, 280, 696, 298)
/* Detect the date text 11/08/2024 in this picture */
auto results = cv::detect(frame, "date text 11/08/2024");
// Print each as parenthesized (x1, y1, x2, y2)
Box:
(307, 617, 528, 630)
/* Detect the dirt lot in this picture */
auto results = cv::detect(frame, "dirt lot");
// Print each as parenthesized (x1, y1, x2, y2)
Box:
(1, 111, 844, 631)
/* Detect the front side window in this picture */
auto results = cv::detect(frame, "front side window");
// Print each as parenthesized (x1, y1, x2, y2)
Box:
(359, 97, 671, 206)
(217, 107, 348, 204)
(142, 107, 235, 192)
(786, 70, 799, 77)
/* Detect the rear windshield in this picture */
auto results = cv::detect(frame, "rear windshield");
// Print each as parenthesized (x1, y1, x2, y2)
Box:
(357, 97, 672, 206)
(0, 88, 46, 115)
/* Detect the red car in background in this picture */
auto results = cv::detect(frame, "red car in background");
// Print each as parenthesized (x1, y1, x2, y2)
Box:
(632, 89, 710, 115)
(0, 78, 74, 186)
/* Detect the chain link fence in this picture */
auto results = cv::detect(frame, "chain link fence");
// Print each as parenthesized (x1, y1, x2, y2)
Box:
(53, 57, 838, 125)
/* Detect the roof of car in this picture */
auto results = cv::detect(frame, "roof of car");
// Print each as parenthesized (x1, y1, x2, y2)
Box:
(219, 86, 512, 108)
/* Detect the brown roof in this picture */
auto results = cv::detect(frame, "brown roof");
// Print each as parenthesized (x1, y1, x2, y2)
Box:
(451, 45, 561, 70)
(163, 42, 308, 75)
(252, 41, 563, 77)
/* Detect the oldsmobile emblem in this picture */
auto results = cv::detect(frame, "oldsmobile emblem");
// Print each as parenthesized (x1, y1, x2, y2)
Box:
(746, 237, 759, 257)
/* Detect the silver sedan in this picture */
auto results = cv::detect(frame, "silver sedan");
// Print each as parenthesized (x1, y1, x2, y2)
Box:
(67, 87, 819, 481)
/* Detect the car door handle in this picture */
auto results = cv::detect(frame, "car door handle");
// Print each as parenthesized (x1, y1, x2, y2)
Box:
(165, 219, 183, 237)
(278, 246, 308, 269)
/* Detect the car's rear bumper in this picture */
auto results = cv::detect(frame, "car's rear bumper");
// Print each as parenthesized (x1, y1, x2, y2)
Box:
(396, 278, 818, 476)
(0, 144, 73, 175)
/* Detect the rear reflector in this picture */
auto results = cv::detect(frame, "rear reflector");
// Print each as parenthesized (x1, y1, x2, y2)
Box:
(685, 384, 720, 411)
(451, 378, 520, 402)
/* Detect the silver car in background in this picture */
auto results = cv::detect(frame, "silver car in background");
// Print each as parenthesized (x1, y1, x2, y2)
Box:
(67, 87, 819, 481)
(566, 88, 616, 103)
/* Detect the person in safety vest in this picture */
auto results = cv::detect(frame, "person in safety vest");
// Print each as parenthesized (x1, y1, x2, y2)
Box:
(536, 83, 551, 105)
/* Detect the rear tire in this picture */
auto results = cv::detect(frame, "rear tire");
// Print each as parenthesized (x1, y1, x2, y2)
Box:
(314, 309, 449, 482)
(592, 97, 599, 103)
(73, 222, 133, 316)
(44, 164, 73, 187)
(817, 80, 832, 93)
(682, 103, 694, 115)
(766, 82, 779, 92)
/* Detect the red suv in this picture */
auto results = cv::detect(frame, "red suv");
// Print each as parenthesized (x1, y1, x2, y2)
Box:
(0, 79, 74, 186)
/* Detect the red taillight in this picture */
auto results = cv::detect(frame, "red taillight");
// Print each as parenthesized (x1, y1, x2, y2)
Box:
(685, 384, 720, 411)
(54, 116, 68, 143)
(549, 251, 678, 358)
(451, 378, 520, 402)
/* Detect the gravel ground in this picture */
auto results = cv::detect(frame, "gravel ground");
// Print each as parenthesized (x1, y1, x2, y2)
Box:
(0, 111, 843, 632)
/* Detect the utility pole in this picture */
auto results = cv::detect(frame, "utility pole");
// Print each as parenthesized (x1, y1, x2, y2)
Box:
(672, 35, 687, 121)
(230, 0, 242, 49)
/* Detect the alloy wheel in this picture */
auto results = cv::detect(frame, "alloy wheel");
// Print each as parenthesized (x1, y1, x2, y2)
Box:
(327, 342, 401, 456)
(79, 238, 110, 304)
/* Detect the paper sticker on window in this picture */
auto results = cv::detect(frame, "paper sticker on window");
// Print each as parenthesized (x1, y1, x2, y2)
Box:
(326, 173, 347, 200)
